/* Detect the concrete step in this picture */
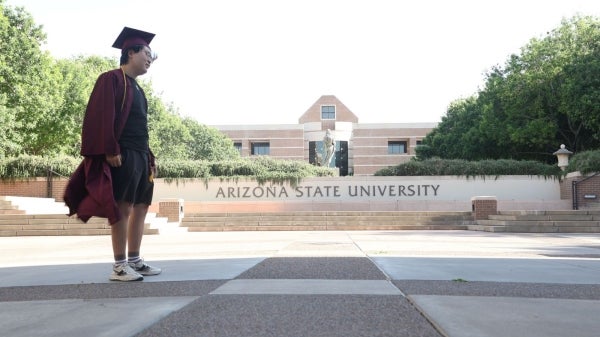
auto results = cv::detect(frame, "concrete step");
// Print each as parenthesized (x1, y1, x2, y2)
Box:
(498, 210, 600, 216)
(184, 211, 473, 218)
(0, 196, 69, 214)
(181, 211, 474, 232)
(0, 199, 25, 214)
(473, 210, 600, 233)
(0, 214, 158, 237)
(145, 212, 187, 234)
(0, 208, 26, 214)
(0, 196, 165, 236)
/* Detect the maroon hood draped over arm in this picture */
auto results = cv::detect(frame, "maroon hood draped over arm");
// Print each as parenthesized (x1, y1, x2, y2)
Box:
(64, 68, 153, 225)
(81, 69, 131, 157)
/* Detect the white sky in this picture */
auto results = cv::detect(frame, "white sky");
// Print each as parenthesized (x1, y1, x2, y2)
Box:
(6, 0, 600, 125)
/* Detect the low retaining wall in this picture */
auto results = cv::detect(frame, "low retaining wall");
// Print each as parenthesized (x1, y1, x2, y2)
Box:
(0, 175, 582, 214)
(172, 199, 571, 214)
(152, 175, 570, 213)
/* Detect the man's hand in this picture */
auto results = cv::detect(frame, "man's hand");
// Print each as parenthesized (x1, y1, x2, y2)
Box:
(149, 165, 157, 182)
(106, 154, 122, 167)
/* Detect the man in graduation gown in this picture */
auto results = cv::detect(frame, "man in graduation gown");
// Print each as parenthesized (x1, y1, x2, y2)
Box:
(64, 27, 161, 282)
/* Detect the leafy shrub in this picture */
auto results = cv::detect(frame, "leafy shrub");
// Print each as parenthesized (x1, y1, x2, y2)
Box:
(0, 155, 336, 185)
(567, 150, 600, 174)
(0, 155, 80, 180)
(209, 157, 335, 185)
(375, 158, 561, 177)
(157, 159, 211, 179)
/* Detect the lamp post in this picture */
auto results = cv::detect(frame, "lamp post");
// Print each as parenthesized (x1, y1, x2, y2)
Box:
(553, 144, 573, 171)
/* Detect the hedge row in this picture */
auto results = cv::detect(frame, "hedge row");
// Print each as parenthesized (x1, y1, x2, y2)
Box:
(0, 155, 336, 184)
(1, 150, 598, 180)
(374, 158, 563, 177)
(0, 155, 80, 179)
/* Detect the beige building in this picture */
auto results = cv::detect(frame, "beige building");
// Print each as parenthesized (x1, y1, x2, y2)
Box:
(215, 95, 436, 175)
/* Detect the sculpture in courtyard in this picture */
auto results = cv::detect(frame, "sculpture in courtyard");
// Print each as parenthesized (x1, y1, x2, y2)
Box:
(322, 129, 335, 167)
(314, 147, 323, 166)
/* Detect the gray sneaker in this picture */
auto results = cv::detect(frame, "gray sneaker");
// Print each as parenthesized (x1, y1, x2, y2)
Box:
(129, 259, 162, 276)
(109, 262, 143, 282)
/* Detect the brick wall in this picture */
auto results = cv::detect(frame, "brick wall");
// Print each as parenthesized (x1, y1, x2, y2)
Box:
(0, 178, 68, 201)
(560, 175, 575, 200)
(157, 199, 184, 222)
(571, 173, 600, 209)
(471, 196, 497, 220)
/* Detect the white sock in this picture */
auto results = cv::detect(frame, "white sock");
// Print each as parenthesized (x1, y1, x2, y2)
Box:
(128, 256, 142, 264)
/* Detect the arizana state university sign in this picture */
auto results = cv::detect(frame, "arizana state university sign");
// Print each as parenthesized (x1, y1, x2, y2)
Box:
(154, 176, 561, 202)
(215, 184, 440, 199)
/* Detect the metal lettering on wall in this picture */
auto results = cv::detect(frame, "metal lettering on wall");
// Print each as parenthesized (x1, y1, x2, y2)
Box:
(154, 176, 562, 202)
(215, 184, 440, 200)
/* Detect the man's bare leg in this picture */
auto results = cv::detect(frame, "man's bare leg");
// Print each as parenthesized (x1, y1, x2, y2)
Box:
(127, 203, 149, 256)
(126, 204, 161, 275)
(111, 201, 132, 261)
(109, 202, 143, 281)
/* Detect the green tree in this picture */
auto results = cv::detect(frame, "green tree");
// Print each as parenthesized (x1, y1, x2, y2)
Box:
(424, 97, 491, 160)
(0, 94, 22, 157)
(489, 15, 599, 156)
(182, 117, 240, 161)
(554, 17, 600, 148)
(143, 79, 239, 161)
(146, 85, 193, 160)
(1, 1, 238, 162)
(0, 2, 64, 155)
(56, 56, 116, 155)
(424, 15, 600, 162)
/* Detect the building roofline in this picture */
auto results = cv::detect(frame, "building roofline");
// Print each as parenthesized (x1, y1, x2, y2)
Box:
(354, 122, 438, 129)
(212, 124, 303, 131)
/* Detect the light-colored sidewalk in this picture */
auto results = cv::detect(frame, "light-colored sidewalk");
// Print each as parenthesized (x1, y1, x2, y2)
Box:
(1, 230, 599, 337)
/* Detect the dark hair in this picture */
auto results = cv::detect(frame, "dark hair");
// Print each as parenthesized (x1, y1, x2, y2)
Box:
(119, 45, 145, 65)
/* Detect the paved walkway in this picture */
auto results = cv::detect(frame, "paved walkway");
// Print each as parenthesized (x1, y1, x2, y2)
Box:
(1, 230, 600, 337)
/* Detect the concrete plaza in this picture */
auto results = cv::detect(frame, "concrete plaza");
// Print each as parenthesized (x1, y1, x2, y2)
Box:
(1, 230, 599, 337)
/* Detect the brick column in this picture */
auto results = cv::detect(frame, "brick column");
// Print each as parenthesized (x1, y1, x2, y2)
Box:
(471, 196, 497, 220)
(158, 198, 184, 223)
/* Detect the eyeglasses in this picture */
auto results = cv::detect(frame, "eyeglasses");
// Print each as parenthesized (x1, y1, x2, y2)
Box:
(144, 50, 158, 62)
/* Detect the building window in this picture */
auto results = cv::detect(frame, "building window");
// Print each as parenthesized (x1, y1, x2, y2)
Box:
(233, 142, 242, 154)
(251, 142, 270, 155)
(416, 140, 422, 146)
(321, 105, 335, 120)
(388, 141, 407, 154)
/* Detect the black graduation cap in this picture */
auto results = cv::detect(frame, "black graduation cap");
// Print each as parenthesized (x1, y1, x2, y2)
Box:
(112, 27, 155, 51)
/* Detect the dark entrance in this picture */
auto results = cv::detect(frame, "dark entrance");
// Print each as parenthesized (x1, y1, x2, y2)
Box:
(309, 140, 348, 176)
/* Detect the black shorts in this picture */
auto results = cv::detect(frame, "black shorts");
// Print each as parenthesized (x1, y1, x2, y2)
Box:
(111, 148, 154, 205)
